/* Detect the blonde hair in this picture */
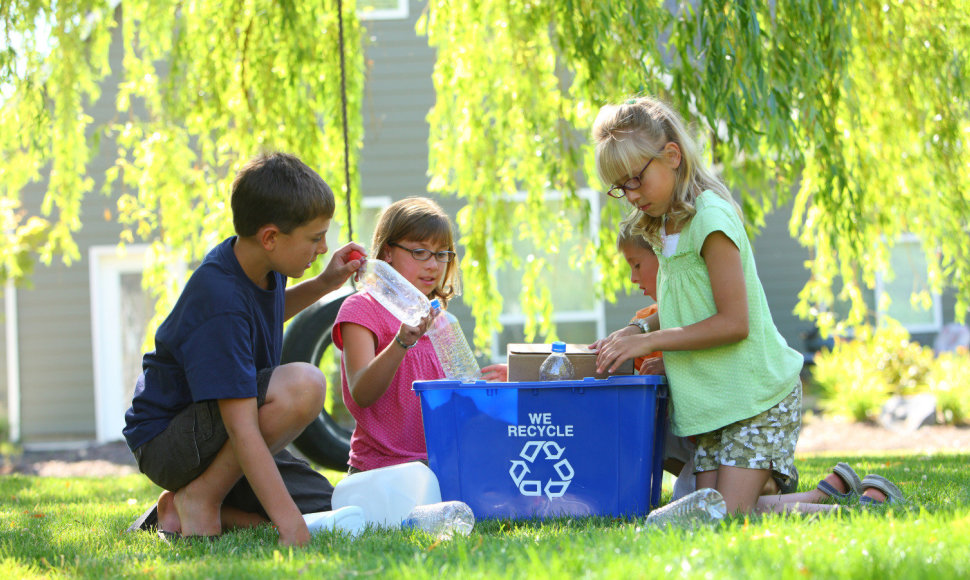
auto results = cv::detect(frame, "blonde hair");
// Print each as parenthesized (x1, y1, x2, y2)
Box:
(617, 211, 654, 252)
(593, 96, 740, 248)
(371, 196, 461, 306)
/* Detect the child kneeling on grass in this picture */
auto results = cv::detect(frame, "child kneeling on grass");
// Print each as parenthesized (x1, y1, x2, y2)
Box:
(123, 152, 365, 545)
(592, 96, 904, 514)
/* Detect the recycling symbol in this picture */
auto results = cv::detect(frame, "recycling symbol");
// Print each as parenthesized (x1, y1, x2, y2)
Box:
(508, 440, 574, 499)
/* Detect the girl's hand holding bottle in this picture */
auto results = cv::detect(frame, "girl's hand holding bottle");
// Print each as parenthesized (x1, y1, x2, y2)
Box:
(394, 310, 438, 350)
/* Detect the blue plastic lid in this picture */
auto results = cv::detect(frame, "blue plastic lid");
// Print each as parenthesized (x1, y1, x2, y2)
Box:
(430, 298, 442, 312)
(551, 341, 566, 353)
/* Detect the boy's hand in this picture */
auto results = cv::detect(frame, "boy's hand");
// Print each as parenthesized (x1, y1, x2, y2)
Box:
(276, 516, 312, 547)
(319, 242, 367, 287)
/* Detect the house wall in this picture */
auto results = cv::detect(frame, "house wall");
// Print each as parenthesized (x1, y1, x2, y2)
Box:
(10, 21, 127, 442)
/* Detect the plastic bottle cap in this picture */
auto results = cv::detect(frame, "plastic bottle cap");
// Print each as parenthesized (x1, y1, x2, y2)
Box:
(551, 341, 566, 353)
(430, 298, 441, 312)
(348, 250, 365, 262)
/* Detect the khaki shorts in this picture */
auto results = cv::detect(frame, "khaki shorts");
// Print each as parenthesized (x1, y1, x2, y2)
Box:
(693, 380, 801, 482)
(133, 367, 333, 517)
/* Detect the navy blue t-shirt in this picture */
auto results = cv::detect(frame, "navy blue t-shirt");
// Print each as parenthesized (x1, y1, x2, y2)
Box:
(123, 236, 286, 451)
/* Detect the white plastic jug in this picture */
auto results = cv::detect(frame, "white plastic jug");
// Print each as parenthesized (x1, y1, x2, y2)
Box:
(331, 462, 442, 529)
(302, 505, 366, 537)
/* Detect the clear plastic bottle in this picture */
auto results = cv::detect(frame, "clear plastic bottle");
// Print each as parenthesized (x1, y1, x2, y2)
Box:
(401, 500, 475, 539)
(358, 259, 431, 326)
(644, 488, 727, 530)
(539, 341, 575, 381)
(428, 299, 481, 381)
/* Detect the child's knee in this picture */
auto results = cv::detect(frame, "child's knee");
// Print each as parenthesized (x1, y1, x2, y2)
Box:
(275, 362, 326, 416)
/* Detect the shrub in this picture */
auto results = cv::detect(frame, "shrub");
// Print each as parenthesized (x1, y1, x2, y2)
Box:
(811, 321, 970, 425)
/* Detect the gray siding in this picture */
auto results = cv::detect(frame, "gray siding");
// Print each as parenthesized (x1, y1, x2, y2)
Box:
(12, 17, 127, 442)
(357, 3, 475, 328)
(752, 200, 814, 351)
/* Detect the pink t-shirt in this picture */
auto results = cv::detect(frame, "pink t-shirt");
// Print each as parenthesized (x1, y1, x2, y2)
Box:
(333, 292, 444, 471)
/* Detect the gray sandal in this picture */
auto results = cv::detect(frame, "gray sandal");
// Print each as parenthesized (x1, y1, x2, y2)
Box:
(859, 474, 905, 505)
(816, 462, 863, 500)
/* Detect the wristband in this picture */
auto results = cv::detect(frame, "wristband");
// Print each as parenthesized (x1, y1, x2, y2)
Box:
(395, 336, 417, 350)
(628, 318, 650, 333)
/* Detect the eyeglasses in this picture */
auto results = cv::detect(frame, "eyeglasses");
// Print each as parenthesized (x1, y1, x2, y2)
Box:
(606, 158, 654, 199)
(388, 241, 456, 263)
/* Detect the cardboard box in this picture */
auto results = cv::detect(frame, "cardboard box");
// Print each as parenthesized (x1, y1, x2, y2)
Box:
(506, 343, 634, 382)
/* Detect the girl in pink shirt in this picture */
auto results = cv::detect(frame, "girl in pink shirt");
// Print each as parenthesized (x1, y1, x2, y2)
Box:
(334, 197, 505, 472)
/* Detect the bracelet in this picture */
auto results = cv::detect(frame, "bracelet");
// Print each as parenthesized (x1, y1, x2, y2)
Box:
(628, 318, 650, 333)
(394, 336, 417, 350)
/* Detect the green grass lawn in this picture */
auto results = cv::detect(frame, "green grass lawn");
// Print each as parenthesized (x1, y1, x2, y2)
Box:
(2, 453, 969, 579)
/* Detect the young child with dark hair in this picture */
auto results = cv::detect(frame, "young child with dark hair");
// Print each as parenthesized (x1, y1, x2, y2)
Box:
(124, 152, 365, 545)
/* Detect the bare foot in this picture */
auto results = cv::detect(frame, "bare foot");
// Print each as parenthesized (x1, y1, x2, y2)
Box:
(819, 472, 849, 495)
(862, 487, 888, 502)
(156, 490, 181, 533)
(173, 486, 222, 537)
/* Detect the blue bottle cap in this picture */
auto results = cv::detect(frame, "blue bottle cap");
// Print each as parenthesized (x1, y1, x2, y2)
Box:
(551, 341, 566, 353)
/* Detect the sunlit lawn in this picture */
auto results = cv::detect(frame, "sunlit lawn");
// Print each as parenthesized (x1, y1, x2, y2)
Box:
(2, 453, 969, 579)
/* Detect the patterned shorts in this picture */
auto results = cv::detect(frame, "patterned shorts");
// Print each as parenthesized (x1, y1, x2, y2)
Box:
(693, 380, 802, 481)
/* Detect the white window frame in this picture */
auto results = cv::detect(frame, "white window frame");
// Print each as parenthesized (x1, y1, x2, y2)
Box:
(89, 244, 173, 442)
(489, 188, 606, 362)
(357, 0, 408, 21)
(874, 234, 942, 334)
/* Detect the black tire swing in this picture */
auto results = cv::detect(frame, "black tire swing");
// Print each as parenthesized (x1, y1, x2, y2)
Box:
(284, 0, 356, 470)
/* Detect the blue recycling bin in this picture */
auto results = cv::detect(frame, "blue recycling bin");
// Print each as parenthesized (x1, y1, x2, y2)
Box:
(412, 375, 668, 520)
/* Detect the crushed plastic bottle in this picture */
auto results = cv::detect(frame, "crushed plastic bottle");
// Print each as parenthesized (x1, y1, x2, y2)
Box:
(401, 500, 475, 540)
(428, 299, 481, 381)
(539, 341, 575, 381)
(358, 259, 431, 326)
(644, 488, 727, 530)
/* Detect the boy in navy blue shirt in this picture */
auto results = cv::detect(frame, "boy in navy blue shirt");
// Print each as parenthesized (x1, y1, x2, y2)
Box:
(124, 152, 364, 546)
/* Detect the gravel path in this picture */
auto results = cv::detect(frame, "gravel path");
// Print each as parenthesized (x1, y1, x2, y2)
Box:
(2, 417, 968, 478)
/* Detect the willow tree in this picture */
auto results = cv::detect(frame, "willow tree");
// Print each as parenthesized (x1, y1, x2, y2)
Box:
(422, 0, 970, 347)
(0, 0, 364, 319)
(2, 0, 969, 350)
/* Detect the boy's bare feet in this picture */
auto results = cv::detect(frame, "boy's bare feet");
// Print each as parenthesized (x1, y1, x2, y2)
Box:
(156, 490, 181, 533)
(173, 485, 223, 537)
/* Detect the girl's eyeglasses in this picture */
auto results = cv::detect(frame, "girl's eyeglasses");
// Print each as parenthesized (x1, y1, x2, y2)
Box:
(389, 242, 456, 263)
(606, 158, 654, 198)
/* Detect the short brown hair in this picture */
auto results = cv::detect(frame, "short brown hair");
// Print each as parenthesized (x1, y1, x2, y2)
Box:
(231, 152, 335, 236)
(371, 196, 461, 306)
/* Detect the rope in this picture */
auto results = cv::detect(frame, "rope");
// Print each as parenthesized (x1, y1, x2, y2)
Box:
(336, 0, 353, 246)
(336, 0, 357, 290)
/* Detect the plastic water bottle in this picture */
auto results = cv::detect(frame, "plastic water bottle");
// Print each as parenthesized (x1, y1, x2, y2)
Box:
(644, 488, 727, 530)
(401, 501, 475, 539)
(428, 299, 481, 381)
(358, 259, 431, 326)
(539, 341, 575, 381)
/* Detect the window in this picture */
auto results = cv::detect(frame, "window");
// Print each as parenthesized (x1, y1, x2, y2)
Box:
(875, 235, 942, 334)
(491, 189, 605, 361)
(89, 245, 159, 442)
(357, 0, 408, 20)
